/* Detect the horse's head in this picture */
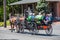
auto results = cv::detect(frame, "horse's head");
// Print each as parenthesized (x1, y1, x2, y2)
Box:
(19, 17, 25, 21)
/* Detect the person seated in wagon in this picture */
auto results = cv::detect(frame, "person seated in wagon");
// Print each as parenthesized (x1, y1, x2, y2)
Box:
(43, 12, 53, 26)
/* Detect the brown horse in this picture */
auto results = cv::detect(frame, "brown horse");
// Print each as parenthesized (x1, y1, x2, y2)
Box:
(9, 16, 16, 32)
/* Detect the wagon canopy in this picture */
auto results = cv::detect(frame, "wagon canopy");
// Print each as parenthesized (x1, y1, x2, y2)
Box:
(9, 0, 60, 6)
(46, 0, 60, 1)
(9, 0, 39, 5)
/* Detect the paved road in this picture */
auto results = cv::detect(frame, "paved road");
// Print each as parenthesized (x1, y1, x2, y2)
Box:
(0, 22, 60, 40)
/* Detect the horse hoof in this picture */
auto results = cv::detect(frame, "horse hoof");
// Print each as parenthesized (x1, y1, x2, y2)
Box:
(17, 31, 20, 33)
(11, 31, 13, 32)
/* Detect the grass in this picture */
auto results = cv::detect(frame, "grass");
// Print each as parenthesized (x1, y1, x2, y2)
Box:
(0, 20, 10, 27)
(7, 20, 10, 26)
(0, 22, 4, 27)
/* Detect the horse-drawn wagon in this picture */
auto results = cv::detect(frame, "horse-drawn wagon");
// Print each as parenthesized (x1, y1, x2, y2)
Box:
(10, 13, 53, 35)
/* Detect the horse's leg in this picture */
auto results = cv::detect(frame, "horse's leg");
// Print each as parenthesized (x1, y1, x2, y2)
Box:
(10, 23, 13, 32)
(17, 25, 20, 33)
(11, 23, 15, 32)
(10, 21, 13, 32)
(13, 24, 15, 30)
(18, 22, 23, 32)
(22, 25, 24, 32)
(10, 23, 12, 29)
(18, 24, 20, 32)
(15, 23, 20, 33)
(10, 21, 12, 29)
(15, 24, 17, 32)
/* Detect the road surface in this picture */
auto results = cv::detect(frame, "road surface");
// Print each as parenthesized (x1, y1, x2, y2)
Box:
(0, 22, 60, 40)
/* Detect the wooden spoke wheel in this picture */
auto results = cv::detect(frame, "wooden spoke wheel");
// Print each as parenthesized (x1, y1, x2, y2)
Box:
(30, 22, 39, 35)
(45, 25, 53, 35)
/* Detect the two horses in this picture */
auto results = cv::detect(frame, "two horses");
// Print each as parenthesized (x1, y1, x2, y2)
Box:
(9, 13, 53, 35)
(9, 16, 25, 32)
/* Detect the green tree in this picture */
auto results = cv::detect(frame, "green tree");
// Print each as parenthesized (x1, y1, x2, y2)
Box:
(0, 0, 3, 21)
(0, 6, 3, 21)
(36, 0, 49, 13)
(0, 0, 21, 22)
(0, 0, 3, 5)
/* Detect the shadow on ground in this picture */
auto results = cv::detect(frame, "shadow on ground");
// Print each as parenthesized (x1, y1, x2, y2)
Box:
(17, 31, 60, 37)
(9, 29, 60, 36)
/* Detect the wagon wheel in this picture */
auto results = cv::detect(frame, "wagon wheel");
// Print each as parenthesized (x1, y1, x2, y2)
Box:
(45, 24, 53, 35)
(31, 22, 39, 34)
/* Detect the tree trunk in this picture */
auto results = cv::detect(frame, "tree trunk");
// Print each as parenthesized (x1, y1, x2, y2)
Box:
(3, 0, 6, 28)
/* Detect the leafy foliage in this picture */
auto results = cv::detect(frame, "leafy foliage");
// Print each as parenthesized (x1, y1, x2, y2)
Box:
(0, 0, 21, 22)
(0, 0, 3, 5)
(36, 0, 49, 13)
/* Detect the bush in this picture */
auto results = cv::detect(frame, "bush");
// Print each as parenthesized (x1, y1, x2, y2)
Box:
(0, 20, 10, 27)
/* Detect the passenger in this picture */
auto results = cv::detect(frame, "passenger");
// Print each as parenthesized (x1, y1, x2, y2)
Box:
(35, 12, 44, 21)
(30, 13, 35, 22)
(44, 14, 52, 26)
(35, 12, 44, 26)
(27, 13, 35, 22)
